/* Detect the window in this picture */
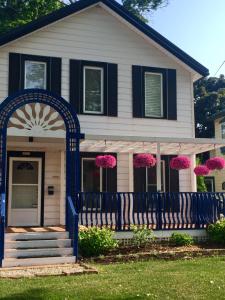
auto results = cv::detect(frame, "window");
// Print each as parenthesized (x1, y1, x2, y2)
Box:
(82, 158, 102, 192)
(146, 161, 165, 192)
(145, 72, 163, 118)
(204, 177, 215, 192)
(24, 61, 47, 89)
(221, 123, 225, 139)
(83, 66, 104, 114)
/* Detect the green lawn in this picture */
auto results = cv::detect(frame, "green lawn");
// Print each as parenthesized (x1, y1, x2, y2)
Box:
(1, 257, 225, 299)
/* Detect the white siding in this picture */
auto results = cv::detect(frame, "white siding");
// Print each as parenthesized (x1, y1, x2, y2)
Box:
(0, 5, 194, 139)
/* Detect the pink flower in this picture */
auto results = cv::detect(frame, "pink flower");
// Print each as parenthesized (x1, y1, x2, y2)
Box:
(134, 154, 156, 168)
(194, 165, 210, 176)
(170, 156, 191, 170)
(95, 155, 116, 168)
(206, 157, 225, 171)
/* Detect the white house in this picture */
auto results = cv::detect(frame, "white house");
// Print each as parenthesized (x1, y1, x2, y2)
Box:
(0, 0, 224, 267)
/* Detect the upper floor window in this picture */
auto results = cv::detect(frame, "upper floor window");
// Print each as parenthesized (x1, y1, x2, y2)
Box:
(70, 59, 118, 116)
(145, 72, 163, 118)
(24, 60, 47, 89)
(83, 66, 104, 114)
(132, 66, 177, 120)
(221, 122, 225, 139)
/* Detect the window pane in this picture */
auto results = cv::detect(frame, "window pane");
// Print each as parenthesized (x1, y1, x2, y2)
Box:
(147, 162, 164, 192)
(145, 73, 163, 117)
(12, 161, 38, 184)
(11, 185, 38, 209)
(82, 159, 101, 192)
(84, 67, 103, 113)
(222, 123, 225, 139)
(25, 61, 46, 89)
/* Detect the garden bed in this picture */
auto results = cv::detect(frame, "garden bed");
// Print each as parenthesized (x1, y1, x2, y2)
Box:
(81, 242, 225, 264)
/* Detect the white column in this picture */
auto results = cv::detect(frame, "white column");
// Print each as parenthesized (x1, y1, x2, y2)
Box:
(60, 150, 66, 225)
(156, 143, 162, 192)
(128, 153, 134, 192)
(190, 154, 197, 192)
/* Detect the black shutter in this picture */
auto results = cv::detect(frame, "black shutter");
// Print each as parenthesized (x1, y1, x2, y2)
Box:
(70, 59, 82, 114)
(134, 167, 146, 192)
(8, 53, 21, 95)
(103, 167, 117, 192)
(164, 155, 179, 192)
(167, 69, 177, 120)
(132, 65, 143, 118)
(50, 57, 61, 95)
(107, 63, 118, 116)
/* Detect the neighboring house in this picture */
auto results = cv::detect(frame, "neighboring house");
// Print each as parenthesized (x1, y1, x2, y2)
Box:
(0, 0, 224, 267)
(208, 110, 225, 192)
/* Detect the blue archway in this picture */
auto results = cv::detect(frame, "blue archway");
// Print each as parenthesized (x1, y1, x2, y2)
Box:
(0, 88, 84, 220)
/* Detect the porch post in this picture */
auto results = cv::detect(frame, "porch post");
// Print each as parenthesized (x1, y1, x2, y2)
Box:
(128, 153, 134, 192)
(156, 142, 162, 192)
(60, 150, 65, 225)
(190, 154, 197, 192)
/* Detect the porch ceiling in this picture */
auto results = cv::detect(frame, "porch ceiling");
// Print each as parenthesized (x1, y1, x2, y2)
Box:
(80, 135, 225, 155)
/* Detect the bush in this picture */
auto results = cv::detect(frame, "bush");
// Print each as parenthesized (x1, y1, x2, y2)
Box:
(170, 233, 194, 246)
(207, 218, 225, 245)
(79, 227, 118, 257)
(131, 225, 154, 247)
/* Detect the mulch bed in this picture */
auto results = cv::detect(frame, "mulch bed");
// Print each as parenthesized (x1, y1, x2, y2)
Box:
(81, 242, 225, 264)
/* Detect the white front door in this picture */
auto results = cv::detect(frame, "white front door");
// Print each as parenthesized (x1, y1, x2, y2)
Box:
(8, 157, 42, 226)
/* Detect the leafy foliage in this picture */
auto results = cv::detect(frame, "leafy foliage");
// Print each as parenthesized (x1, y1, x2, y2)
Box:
(131, 225, 154, 247)
(194, 75, 225, 138)
(121, 0, 169, 22)
(196, 158, 207, 192)
(0, 0, 64, 35)
(0, 0, 169, 35)
(79, 227, 118, 257)
(170, 233, 194, 246)
(207, 218, 225, 245)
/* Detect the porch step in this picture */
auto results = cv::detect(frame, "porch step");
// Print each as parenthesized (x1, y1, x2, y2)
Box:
(3, 231, 75, 267)
(5, 232, 69, 241)
(5, 247, 73, 259)
(5, 239, 71, 249)
(2, 256, 76, 268)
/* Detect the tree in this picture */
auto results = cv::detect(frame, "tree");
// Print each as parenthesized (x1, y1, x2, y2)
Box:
(0, 0, 64, 35)
(0, 0, 169, 35)
(194, 74, 225, 138)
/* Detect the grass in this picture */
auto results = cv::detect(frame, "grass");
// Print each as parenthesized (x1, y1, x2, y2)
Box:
(1, 257, 225, 299)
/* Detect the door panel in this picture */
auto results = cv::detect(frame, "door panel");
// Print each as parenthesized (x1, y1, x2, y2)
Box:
(8, 157, 42, 226)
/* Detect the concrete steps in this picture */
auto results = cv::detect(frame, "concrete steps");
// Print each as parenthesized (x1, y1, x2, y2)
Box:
(2, 231, 75, 268)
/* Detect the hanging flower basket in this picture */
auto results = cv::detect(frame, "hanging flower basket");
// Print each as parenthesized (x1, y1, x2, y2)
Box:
(194, 165, 210, 176)
(170, 156, 191, 170)
(134, 153, 156, 168)
(95, 155, 117, 168)
(206, 157, 225, 171)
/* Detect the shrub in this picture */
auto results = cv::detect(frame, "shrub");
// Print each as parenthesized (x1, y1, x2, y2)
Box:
(207, 218, 225, 245)
(170, 233, 194, 246)
(79, 227, 118, 257)
(131, 225, 154, 247)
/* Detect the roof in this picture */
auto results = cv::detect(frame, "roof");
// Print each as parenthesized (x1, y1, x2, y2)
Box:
(0, 0, 209, 77)
(81, 135, 225, 155)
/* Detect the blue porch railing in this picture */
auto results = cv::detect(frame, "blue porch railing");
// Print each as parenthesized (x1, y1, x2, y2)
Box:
(0, 193, 5, 266)
(75, 192, 225, 231)
(67, 196, 79, 260)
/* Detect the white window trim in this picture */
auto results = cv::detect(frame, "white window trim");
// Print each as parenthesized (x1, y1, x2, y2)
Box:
(81, 158, 103, 192)
(24, 60, 47, 89)
(83, 66, 104, 114)
(145, 160, 165, 192)
(144, 72, 163, 118)
(221, 122, 225, 139)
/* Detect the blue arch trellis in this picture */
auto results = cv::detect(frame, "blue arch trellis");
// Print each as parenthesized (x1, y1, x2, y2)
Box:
(0, 89, 84, 223)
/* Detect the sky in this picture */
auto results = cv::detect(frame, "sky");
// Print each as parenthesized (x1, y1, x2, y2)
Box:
(148, 0, 225, 77)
